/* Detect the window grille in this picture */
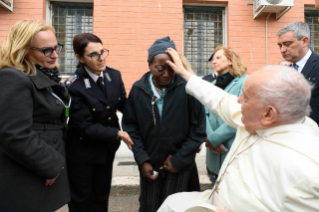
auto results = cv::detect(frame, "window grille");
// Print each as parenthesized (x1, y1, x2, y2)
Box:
(51, 2, 93, 76)
(305, 10, 319, 54)
(183, 6, 225, 76)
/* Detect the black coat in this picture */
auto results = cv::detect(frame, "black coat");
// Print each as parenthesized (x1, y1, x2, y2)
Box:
(122, 72, 206, 172)
(302, 52, 319, 125)
(0, 67, 70, 212)
(66, 66, 127, 164)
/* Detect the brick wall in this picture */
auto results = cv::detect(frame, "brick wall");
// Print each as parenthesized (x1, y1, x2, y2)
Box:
(93, 0, 184, 93)
(0, 0, 46, 42)
(184, 0, 309, 75)
(0, 0, 316, 91)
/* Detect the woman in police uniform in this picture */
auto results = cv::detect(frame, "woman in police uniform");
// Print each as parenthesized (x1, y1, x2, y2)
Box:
(66, 33, 133, 212)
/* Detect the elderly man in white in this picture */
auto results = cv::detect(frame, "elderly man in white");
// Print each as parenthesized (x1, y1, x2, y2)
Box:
(157, 48, 319, 212)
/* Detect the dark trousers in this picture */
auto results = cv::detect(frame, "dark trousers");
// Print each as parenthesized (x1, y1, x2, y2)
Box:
(67, 160, 115, 212)
(139, 163, 200, 212)
(206, 166, 218, 183)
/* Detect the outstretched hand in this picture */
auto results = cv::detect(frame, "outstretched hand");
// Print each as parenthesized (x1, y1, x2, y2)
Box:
(118, 131, 134, 150)
(166, 48, 193, 82)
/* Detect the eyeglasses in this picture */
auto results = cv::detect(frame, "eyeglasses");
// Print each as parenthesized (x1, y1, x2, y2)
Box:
(32, 43, 63, 57)
(86, 49, 109, 61)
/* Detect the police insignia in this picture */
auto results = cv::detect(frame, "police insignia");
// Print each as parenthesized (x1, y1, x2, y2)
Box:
(105, 72, 112, 83)
(65, 74, 78, 87)
(84, 78, 91, 89)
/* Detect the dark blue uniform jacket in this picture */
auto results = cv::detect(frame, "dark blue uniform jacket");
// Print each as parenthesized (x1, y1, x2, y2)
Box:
(66, 66, 126, 164)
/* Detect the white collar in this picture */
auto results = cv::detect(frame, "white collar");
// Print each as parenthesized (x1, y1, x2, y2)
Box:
(296, 49, 312, 73)
(212, 72, 217, 78)
(84, 66, 103, 82)
(149, 74, 161, 99)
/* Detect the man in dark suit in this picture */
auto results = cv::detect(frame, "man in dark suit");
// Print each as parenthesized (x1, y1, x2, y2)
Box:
(277, 22, 319, 125)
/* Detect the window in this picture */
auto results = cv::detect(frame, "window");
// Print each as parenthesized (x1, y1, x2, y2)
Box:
(183, 6, 225, 76)
(305, 10, 319, 54)
(52, 2, 93, 76)
(0, 0, 13, 12)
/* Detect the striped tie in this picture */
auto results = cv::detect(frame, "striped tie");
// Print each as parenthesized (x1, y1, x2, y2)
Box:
(292, 63, 299, 71)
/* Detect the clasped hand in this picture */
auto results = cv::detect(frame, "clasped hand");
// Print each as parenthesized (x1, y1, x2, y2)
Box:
(205, 138, 226, 154)
(141, 159, 178, 182)
(45, 173, 60, 187)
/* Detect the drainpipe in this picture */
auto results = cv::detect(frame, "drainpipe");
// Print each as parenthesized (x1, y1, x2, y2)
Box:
(266, 13, 271, 65)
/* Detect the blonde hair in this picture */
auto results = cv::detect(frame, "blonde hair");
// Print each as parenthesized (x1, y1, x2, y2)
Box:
(213, 46, 247, 77)
(0, 20, 56, 76)
(179, 54, 196, 75)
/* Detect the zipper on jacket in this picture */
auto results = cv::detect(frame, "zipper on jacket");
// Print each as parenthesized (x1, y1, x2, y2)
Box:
(160, 81, 184, 125)
(136, 85, 158, 126)
(151, 96, 157, 125)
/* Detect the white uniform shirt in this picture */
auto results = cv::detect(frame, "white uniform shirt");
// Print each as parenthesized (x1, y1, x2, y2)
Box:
(295, 49, 312, 73)
(85, 66, 104, 83)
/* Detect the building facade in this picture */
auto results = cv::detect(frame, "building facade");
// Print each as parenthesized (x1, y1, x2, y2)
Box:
(0, 0, 318, 92)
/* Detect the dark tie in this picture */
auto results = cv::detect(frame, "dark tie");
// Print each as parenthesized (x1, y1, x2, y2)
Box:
(97, 77, 107, 97)
(292, 63, 299, 71)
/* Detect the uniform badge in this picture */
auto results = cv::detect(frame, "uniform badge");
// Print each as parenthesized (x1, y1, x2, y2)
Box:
(105, 73, 112, 83)
(84, 78, 91, 89)
(65, 74, 78, 87)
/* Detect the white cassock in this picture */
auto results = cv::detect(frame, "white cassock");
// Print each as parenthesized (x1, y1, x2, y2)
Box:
(158, 76, 319, 212)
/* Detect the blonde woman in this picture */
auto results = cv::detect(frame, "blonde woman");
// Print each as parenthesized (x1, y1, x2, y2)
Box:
(0, 20, 70, 212)
(179, 54, 196, 75)
(205, 46, 248, 183)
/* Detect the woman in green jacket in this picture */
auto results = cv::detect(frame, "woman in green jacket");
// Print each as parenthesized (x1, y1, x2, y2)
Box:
(205, 45, 248, 183)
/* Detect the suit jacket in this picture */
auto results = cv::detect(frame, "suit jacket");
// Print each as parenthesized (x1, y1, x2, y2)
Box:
(202, 74, 216, 83)
(302, 51, 319, 124)
(205, 75, 248, 174)
(185, 76, 319, 212)
(66, 66, 126, 164)
(0, 67, 70, 212)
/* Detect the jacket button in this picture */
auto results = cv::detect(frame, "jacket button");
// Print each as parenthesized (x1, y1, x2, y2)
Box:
(54, 138, 58, 144)
(80, 137, 82, 140)
(108, 117, 111, 120)
(106, 106, 110, 109)
(56, 100, 61, 105)
(92, 108, 96, 111)
(118, 97, 121, 100)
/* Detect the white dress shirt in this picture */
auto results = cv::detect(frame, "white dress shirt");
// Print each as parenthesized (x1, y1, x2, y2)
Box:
(295, 49, 312, 73)
(84, 66, 104, 83)
(158, 76, 319, 212)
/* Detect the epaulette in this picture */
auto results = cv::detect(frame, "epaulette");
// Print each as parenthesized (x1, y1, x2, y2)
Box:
(64, 74, 78, 87)
(106, 65, 119, 72)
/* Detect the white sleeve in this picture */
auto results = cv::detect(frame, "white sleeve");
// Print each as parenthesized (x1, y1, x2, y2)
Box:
(282, 175, 319, 212)
(185, 76, 242, 129)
